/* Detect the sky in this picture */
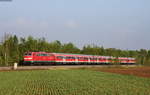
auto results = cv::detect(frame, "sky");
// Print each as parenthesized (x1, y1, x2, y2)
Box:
(0, 0, 150, 50)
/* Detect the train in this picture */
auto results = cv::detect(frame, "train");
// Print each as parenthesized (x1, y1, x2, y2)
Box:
(23, 52, 136, 65)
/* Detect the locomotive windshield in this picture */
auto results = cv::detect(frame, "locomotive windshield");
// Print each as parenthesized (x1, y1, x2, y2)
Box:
(24, 52, 32, 56)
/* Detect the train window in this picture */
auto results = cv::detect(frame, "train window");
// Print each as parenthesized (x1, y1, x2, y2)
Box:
(84, 57, 88, 60)
(77, 57, 82, 60)
(24, 53, 32, 56)
(89, 58, 94, 60)
(93, 58, 97, 60)
(77, 57, 87, 60)
(44, 54, 47, 56)
(65, 57, 69, 59)
(71, 57, 75, 59)
(57, 56, 64, 59)
(66, 56, 75, 59)
(37, 54, 42, 56)
(80, 57, 83, 60)
(66, 57, 69, 59)
(48, 54, 53, 56)
(37, 53, 48, 56)
(90, 58, 97, 60)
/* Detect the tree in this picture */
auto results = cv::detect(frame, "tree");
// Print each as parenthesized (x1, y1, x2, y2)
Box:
(0, 34, 149, 66)
(81, 45, 102, 55)
(47, 40, 62, 52)
(60, 43, 80, 53)
(138, 49, 147, 65)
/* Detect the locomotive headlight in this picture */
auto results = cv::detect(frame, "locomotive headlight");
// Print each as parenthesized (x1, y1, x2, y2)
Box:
(24, 58, 32, 59)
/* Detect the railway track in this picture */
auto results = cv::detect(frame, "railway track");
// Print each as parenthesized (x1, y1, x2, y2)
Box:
(0, 65, 138, 71)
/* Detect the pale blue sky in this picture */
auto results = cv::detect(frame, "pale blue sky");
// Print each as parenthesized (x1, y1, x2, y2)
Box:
(0, 0, 150, 50)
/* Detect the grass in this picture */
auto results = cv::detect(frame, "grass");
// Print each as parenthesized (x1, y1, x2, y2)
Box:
(0, 69, 150, 95)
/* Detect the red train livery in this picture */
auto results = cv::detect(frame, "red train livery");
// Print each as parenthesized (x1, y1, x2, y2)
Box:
(23, 52, 136, 65)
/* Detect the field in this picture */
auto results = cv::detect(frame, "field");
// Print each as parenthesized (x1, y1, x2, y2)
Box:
(0, 69, 150, 95)
(90, 66, 150, 78)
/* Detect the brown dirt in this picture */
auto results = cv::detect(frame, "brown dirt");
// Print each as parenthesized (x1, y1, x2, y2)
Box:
(0, 65, 150, 78)
(91, 66, 150, 78)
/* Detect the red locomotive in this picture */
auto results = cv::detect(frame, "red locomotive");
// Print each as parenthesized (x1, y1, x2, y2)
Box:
(23, 52, 136, 65)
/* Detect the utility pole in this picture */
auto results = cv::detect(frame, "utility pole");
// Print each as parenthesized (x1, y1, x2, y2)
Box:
(4, 32, 9, 66)
(4, 52, 7, 65)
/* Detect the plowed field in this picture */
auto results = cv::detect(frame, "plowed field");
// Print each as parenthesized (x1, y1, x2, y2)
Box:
(92, 66, 150, 78)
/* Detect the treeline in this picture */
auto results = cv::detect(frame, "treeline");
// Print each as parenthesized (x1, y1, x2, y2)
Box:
(0, 34, 150, 66)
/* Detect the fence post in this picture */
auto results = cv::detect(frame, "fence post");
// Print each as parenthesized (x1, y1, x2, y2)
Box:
(14, 63, 18, 70)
